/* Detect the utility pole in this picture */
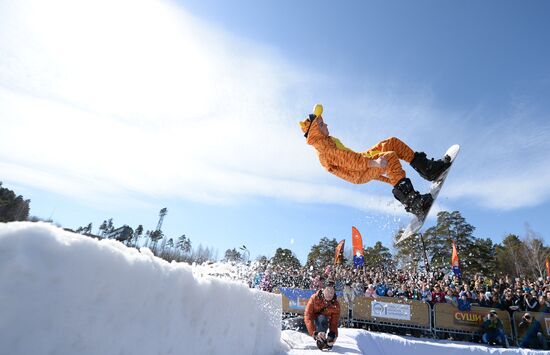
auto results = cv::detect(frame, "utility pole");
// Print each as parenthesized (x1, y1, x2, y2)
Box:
(156, 208, 167, 232)
(152, 208, 167, 253)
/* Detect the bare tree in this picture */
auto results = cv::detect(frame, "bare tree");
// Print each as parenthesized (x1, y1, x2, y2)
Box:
(522, 226, 549, 279)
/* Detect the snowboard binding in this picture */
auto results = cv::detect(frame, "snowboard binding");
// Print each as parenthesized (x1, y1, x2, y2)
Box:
(410, 151, 452, 182)
(392, 178, 433, 219)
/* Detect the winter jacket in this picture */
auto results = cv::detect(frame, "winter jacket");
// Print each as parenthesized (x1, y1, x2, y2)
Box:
(481, 317, 504, 337)
(519, 319, 544, 349)
(457, 298, 472, 311)
(376, 284, 388, 297)
(304, 290, 341, 337)
(299, 117, 414, 186)
(525, 297, 539, 312)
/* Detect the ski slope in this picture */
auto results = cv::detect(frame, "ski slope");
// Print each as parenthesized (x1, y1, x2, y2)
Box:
(0, 222, 546, 355)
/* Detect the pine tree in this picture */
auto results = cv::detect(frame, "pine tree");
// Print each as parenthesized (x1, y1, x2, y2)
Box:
(149, 230, 163, 252)
(98, 220, 110, 237)
(224, 248, 242, 262)
(423, 211, 477, 276)
(305, 237, 340, 270)
(468, 237, 496, 276)
(270, 248, 301, 270)
(131, 225, 144, 246)
(364, 241, 393, 270)
(176, 234, 191, 254)
(0, 182, 31, 222)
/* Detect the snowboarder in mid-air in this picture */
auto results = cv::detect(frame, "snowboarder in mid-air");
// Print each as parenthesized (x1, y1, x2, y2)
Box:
(299, 104, 451, 219)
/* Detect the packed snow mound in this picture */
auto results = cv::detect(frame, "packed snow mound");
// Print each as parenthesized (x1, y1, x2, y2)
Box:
(0, 222, 282, 355)
(282, 329, 547, 354)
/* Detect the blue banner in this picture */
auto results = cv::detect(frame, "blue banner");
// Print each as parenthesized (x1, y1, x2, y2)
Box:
(452, 265, 462, 278)
(279, 287, 344, 311)
(353, 255, 365, 268)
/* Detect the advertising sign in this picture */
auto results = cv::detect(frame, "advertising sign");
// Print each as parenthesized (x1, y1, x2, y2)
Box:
(371, 301, 411, 321)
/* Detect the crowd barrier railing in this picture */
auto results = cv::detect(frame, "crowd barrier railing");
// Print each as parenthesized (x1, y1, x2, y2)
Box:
(353, 296, 431, 332)
(432, 303, 513, 343)
(276, 287, 550, 347)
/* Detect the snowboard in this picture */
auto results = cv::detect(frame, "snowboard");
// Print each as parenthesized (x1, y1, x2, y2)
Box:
(397, 144, 460, 243)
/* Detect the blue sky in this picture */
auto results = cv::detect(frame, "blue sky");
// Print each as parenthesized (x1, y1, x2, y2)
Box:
(1, 0, 549, 264)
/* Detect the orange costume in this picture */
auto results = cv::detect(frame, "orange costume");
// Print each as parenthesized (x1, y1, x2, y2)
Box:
(300, 107, 450, 217)
(304, 290, 341, 338)
(299, 116, 414, 186)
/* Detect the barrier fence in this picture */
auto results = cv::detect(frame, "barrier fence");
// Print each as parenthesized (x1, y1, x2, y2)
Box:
(276, 287, 549, 347)
(433, 303, 513, 342)
(353, 296, 431, 331)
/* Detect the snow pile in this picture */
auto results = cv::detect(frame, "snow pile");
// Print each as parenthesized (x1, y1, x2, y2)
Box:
(283, 329, 547, 354)
(0, 222, 282, 355)
(2, 222, 548, 355)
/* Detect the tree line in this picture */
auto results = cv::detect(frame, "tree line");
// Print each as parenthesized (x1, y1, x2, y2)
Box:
(1, 182, 548, 279)
(302, 211, 549, 280)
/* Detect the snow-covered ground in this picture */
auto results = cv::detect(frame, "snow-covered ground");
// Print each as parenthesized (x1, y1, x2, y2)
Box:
(0, 222, 547, 355)
(283, 329, 548, 354)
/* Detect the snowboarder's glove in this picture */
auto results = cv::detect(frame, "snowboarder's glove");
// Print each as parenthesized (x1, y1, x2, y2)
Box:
(313, 331, 326, 341)
(368, 157, 387, 168)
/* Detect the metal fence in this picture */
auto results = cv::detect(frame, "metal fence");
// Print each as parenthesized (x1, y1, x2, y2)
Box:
(277, 287, 550, 349)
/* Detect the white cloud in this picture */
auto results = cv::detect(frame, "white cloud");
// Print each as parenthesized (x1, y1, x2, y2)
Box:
(1, 0, 549, 216)
(0, 0, 395, 214)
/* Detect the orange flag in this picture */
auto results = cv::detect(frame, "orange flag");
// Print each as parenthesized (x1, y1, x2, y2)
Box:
(451, 240, 461, 278)
(352, 226, 364, 257)
(545, 256, 550, 278)
(334, 239, 345, 265)
(352, 226, 365, 268)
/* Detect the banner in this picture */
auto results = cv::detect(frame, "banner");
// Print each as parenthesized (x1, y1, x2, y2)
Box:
(546, 256, 550, 278)
(335, 239, 345, 265)
(351, 226, 364, 256)
(279, 288, 345, 312)
(279, 288, 316, 311)
(451, 240, 461, 278)
(352, 226, 365, 268)
(371, 301, 411, 321)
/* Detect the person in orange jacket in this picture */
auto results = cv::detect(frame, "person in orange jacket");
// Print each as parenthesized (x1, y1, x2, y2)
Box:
(299, 106, 450, 218)
(304, 280, 341, 350)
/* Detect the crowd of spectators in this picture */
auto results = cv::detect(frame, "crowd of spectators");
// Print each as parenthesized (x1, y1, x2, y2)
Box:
(250, 263, 550, 314)
(248, 262, 550, 349)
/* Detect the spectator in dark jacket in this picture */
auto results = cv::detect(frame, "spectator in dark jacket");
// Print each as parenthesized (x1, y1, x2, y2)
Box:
(376, 283, 388, 297)
(499, 292, 519, 316)
(481, 310, 508, 348)
(539, 295, 550, 313)
(457, 292, 471, 311)
(518, 313, 546, 350)
(479, 291, 494, 308)
(524, 292, 539, 313)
